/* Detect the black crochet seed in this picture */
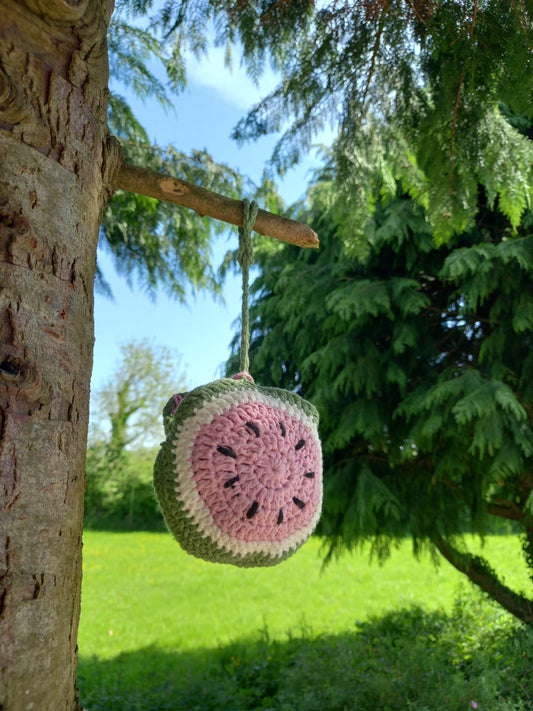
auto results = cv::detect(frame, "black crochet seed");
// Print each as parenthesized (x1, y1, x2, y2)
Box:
(279, 422, 286, 437)
(246, 421, 260, 437)
(293, 497, 306, 509)
(304, 471, 315, 478)
(224, 476, 240, 489)
(295, 439, 306, 451)
(277, 508, 284, 525)
(217, 445, 237, 459)
(247, 501, 259, 519)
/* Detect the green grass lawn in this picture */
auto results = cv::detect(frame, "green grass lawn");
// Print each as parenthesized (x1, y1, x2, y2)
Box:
(78, 532, 533, 710)
(79, 531, 531, 658)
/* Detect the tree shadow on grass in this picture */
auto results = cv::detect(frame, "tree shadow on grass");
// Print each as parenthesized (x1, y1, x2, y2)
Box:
(78, 599, 533, 711)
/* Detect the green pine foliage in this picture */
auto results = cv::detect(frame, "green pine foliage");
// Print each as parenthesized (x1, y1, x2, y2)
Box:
(101, 3, 257, 298)
(227, 0, 533, 239)
(101, 138, 248, 299)
(105, 0, 533, 294)
(230, 160, 533, 620)
(103, 1, 533, 294)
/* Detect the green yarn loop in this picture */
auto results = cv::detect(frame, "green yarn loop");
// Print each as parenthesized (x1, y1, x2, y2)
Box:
(237, 199, 258, 375)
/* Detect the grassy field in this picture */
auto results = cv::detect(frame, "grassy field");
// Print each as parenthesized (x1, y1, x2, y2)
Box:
(78, 532, 533, 710)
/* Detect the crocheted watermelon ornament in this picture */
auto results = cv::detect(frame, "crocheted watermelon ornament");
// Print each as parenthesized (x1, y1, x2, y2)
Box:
(153, 372, 322, 566)
(153, 201, 322, 566)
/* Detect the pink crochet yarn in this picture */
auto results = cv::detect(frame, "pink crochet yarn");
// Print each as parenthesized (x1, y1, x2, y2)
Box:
(190, 400, 322, 543)
(231, 371, 255, 383)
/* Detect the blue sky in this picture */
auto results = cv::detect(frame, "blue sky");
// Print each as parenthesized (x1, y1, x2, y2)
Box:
(92, 45, 328, 396)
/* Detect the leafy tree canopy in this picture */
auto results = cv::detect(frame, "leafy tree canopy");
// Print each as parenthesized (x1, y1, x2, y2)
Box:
(87, 339, 186, 526)
(101, 1, 260, 299)
(228, 137, 533, 622)
(230, 0, 533, 241)
(117, 0, 533, 244)
(89, 338, 187, 456)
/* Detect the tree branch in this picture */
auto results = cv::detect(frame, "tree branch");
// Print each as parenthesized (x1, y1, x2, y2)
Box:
(434, 534, 533, 625)
(487, 498, 524, 522)
(115, 162, 320, 249)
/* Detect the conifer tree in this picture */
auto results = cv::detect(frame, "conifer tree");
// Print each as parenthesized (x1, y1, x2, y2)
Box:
(234, 156, 533, 625)
(106, 0, 533, 283)
(229, 0, 533, 240)
(143, 0, 533, 240)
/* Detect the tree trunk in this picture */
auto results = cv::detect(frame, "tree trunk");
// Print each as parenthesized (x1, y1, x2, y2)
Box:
(435, 535, 533, 626)
(0, 1, 117, 708)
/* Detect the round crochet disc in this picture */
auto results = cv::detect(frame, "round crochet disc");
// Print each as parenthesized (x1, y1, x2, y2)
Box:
(153, 375, 322, 567)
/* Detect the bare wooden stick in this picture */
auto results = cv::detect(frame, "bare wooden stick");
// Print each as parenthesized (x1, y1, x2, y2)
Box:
(115, 162, 319, 249)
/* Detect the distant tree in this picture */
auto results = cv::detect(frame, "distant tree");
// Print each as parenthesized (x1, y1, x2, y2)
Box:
(90, 339, 187, 459)
(86, 340, 187, 526)
(85, 443, 164, 527)
(232, 158, 533, 625)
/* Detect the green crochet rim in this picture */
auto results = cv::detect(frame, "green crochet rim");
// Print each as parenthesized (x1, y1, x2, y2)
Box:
(153, 377, 320, 567)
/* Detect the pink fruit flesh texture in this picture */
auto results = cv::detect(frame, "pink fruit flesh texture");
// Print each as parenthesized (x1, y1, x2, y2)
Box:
(190, 400, 322, 543)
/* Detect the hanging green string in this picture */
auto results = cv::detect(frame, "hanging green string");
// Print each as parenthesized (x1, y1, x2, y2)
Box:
(237, 199, 258, 374)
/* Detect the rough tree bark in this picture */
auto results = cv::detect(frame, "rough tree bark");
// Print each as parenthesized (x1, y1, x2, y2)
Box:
(0, 1, 117, 708)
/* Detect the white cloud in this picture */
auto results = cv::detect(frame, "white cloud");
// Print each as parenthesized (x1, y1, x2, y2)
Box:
(185, 46, 279, 110)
